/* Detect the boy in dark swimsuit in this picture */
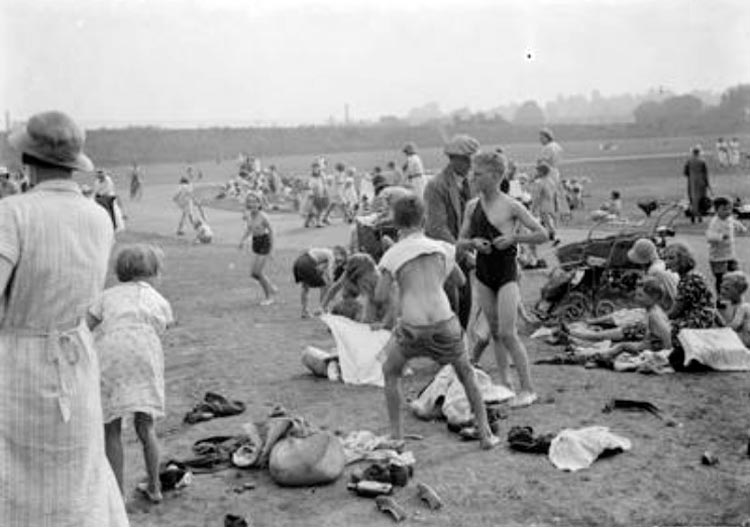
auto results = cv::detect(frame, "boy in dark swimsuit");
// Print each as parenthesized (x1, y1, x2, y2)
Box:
(375, 194, 499, 449)
(459, 152, 548, 408)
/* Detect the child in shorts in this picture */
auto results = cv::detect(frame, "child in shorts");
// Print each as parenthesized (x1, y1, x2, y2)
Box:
(718, 271, 750, 347)
(87, 244, 174, 503)
(238, 192, 278, 305)
(707, 196, 747, 295)
(293, 245, 348, 318)
(374, 194, 499, 449)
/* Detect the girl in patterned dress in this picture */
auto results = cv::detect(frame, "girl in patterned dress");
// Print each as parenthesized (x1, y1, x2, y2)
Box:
(87, 244, 174, 503)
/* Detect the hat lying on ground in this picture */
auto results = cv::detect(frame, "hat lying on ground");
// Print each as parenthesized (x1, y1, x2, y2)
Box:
(444, 134, 480, 157)
(627, 238, 658, 265)
(8, 111, 93, 172)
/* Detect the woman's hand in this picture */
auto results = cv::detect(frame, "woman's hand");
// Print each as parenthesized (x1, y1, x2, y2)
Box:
(473, 238, 492, 254)
(491, 234, 516, 251)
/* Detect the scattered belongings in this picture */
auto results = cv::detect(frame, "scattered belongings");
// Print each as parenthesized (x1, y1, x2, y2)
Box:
(507, 426, 555, 454)
(678, 328, 750, 371)
(224, 513, 250, 527)
(341, 430, 415, 465)
(183, 392, 246, 424)
(602, 399, 662, 419)
(158, 460, 193, 491)
(375, 496, 408, 523)
(301, 346, 338, 378)
(548, 426, 632, 472)
(269, 428, 346, 487)
(177, 408, 348, 488)
(350, 460, 413, 488)
(348, 480, 393, 497)
(410, 365, 515, 429)
(701, 451, 719, 466)
(415, 482, 444, 510)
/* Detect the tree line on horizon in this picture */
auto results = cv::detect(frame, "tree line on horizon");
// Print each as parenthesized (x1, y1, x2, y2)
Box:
(2, 85, 748, 168)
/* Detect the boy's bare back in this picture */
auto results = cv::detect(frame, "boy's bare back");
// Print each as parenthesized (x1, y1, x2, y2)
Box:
(393, 253, 455, 326)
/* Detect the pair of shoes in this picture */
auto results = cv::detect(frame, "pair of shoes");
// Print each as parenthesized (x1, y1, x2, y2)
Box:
(509, 392, 538, 408)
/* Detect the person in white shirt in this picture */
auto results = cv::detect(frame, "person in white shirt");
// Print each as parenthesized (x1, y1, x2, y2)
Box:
(402, 142, 426, 197)
(706, 196, 747, 294)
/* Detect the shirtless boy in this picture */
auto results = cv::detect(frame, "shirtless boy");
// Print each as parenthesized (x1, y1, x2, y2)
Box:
(375, 194, 499, 449)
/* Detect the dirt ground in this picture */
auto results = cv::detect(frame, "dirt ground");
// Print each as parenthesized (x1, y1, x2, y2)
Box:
(111, 172, 750, 527)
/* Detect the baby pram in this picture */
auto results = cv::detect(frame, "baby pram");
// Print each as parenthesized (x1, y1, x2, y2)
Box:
(534, 203, 680, 323)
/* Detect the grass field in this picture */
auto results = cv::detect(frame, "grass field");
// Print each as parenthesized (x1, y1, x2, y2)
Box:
(89, 134, 750, 527)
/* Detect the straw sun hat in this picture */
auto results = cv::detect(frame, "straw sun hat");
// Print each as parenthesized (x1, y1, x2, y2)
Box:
(627, 238, 658, 265)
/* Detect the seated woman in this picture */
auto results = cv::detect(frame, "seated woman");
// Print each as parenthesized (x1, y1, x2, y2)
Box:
(663, 242, 717, 370)
(567, 238, 678, 342)
(717, 271, 750, 347)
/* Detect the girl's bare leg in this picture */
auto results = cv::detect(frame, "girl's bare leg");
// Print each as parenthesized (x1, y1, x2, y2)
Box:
(104, 418, 124, 494)
(134, 412, 162, 502)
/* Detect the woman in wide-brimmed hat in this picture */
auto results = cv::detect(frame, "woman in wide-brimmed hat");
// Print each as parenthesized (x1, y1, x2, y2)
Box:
(0, 111, 128, 527)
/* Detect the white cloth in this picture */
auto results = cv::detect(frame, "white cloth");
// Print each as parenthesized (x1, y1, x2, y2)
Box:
(678, 328, 750, 371)
(548, 426, 632, 472)
(320, 314, 390, 387)
(94, 175, 116, 197)
(340, 430, 415, 465)
(409, 365, 515, 426)
(0, 180, 128, 527)
(379, 233, 455, 278)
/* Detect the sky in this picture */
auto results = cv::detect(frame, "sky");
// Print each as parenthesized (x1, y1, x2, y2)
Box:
(1, 0, 749, 128)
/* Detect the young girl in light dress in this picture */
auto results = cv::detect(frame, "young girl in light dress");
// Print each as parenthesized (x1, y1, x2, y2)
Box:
(238, 192, 278, 305)
(87, 244, 174, 503)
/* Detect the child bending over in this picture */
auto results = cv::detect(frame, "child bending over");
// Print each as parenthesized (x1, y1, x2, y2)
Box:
(87, 244, 174, 503)
(374, 194, 499, 449)
(293, 245, 348, 318)
(717, 271, 750, 347)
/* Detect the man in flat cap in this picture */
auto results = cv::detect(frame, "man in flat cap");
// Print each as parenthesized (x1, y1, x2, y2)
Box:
(423, 134, 480, 329)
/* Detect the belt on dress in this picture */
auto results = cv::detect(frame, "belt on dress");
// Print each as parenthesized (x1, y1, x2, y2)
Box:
(1, 320, 85, 423)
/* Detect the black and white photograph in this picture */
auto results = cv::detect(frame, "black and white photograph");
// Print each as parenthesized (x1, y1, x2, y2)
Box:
(1, 0, 750, 525)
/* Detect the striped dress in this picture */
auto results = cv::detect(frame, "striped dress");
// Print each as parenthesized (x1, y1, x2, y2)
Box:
(0, 179, 129, 527)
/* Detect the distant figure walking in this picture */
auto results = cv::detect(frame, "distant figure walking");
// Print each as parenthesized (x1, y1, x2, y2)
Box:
(683, 146, 712, 224)
(537, 127, 570, 221)
(402, 142, 426, 197)
(130, 162, 144, 200)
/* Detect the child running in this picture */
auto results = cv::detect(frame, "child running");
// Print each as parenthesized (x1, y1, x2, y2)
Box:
(87, 244, 174, 503)
(293, 245, 348, 318)
(374, 194, 499, 449)
(238, 192, 278, 305)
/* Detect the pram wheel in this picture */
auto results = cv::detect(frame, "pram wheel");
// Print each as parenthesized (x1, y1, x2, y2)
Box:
(593, 299, 617, 317)
(555, 292, 591, 322)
